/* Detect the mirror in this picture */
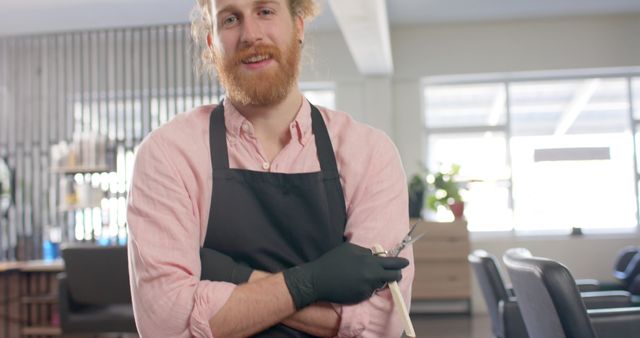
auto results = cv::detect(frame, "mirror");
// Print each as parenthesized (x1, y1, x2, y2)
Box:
(0, 158, 10, 217)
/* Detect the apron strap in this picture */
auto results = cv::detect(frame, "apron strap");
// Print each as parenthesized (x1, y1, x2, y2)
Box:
(310, 103, 339, 174)
(210, 102, 229, 170)
(309, 102, 347, 231)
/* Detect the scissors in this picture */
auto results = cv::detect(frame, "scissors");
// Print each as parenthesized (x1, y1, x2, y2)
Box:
(369, 222, 425, 338)
(375, 222, 426, 257)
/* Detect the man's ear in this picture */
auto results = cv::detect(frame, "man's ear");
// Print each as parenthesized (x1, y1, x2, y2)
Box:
(295, 15, 305, 44)
(207, 33, 213, 49)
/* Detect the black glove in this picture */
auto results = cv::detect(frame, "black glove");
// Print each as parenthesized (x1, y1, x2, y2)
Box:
(283, 242, 409, 309)
(199, 247, 253, 285)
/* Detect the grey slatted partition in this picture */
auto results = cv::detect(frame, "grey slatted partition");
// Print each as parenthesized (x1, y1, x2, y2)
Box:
(0, 24, 220, 261)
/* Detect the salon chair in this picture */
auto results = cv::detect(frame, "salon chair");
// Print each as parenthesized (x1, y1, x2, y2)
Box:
(469, 250, 634, 338)
(58, 244, 137, 335)
(502, 248, 640, 338)
(612, 246, 640, 292)
(468, 250, 528, 338)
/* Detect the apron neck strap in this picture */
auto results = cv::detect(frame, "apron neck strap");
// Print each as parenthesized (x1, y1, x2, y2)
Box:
(210, 102, 229, 170)
(309, 103, 339, 173)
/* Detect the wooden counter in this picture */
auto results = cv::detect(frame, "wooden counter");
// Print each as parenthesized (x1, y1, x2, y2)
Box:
(410, 219, 471, 313)
(0, 260, 64, 337)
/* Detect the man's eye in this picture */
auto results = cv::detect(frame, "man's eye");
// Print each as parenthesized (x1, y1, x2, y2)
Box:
(258, 8, 275, 16)
(223, 15, 238, 26)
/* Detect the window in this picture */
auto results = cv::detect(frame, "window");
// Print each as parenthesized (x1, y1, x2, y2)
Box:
(302, 83, 336, 110)
(427, 132, 512, 231)
(425, 83, 507, 128)
(633, 78, 640, 221)
(425, 83, 512, 231)
(424, 72, 640, 233)
(633, 78, 640, 120)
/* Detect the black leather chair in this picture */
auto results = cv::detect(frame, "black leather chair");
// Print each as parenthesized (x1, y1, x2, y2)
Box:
(613, 246, 640, 291)
(468, 250, 528, 338)
(503, 248, 640, 338)
(468, 250, 632, 338)
(58, 244, 137, 335)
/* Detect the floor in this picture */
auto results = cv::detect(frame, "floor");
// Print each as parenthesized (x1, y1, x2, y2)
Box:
(408, 314, 492, 338)
(67, 314, 493, 338)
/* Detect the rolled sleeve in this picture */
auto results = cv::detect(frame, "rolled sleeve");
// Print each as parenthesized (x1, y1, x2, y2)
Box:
(336, 133, 415, 338)
(335, 304, 369, 337)
(127, 135, 235, 338)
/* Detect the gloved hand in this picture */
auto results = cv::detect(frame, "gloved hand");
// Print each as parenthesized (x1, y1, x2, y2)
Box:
(200, 247, 253, 285)
(283, 242, 409, 309)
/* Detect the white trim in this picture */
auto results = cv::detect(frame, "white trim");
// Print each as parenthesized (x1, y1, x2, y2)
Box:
(298, 81, 336, 91)
(471, 228, 640, 242)
(422, 66, 640, 86)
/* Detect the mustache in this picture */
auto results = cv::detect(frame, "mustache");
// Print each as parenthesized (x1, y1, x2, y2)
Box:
(230, 44, 282, 66)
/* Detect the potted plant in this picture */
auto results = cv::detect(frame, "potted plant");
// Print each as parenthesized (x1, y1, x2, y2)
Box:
(408, 173, 427, 219)
(426, 164, 465, 219)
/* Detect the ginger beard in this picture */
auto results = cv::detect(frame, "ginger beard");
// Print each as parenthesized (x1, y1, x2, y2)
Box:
(213, 28, 301, 107)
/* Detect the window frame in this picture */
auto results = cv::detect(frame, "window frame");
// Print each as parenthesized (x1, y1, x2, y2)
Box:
(422, 68, 640, 234)
(300, 82, 337, 110)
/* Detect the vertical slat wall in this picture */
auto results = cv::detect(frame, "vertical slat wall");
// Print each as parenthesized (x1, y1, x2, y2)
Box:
(0, 24, 220, 261)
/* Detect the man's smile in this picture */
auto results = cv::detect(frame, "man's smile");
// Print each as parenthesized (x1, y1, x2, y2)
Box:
(240, 52, 275, 70)
(242, 54, 271, 64)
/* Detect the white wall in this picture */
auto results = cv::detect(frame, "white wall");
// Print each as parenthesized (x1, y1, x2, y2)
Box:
(302, 13, 640, 314)
(392, 14, 640, 79)
(304, 13, 640, 173)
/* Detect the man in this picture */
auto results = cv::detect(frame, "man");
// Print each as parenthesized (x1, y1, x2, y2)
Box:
(127, 0, 414, 337)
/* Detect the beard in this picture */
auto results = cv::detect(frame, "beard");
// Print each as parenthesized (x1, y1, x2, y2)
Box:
(214, 32, 301, 107)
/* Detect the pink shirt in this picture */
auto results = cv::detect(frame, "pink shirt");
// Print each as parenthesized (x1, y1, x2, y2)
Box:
(127, 99, 414, 338)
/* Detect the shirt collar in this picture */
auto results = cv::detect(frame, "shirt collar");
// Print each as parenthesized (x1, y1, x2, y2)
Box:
(293, 99, 312, 146)
(222, 99, 245, 146)
(222, 97, 313, 147)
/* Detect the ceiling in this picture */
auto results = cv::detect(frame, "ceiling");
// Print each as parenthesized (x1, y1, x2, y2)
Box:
(2, 0, 640, 36)
(2, 0, 640, 75)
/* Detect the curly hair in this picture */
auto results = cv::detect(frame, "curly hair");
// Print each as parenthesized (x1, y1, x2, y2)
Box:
(190, 0, 318, 76)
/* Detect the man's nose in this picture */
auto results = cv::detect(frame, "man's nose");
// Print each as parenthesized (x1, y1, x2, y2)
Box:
(240, 17, 264, 47)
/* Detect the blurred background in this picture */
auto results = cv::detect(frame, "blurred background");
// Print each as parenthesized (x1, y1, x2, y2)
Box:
(1, 1, 640, 337)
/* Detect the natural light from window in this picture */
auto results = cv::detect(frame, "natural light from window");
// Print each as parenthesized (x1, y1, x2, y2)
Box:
(424, 73, 639, 233)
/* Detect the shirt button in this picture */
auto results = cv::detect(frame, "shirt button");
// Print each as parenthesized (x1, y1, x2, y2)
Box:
(262, 162, 270, 170)
(242, 124, 250, 132)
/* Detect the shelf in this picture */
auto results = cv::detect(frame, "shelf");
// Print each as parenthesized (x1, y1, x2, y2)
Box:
(21, 326, 61, 336)
(0, 261, 24, 272)
(59, 205, 102, 212)
(19, 259, 64, 272)
(1, 263, 63, 337)
(51, 166, 111, 174)
(22, 294, 58, 304)
(0, 259, 64, 273)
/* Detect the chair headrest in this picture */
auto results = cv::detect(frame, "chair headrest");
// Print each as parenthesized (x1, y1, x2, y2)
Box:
(468, 249, 513, 337)
(503, 248, 596, 338)
(613, 246, 640, 285)
(468, 249, 512, 300)
(61, 244, 131, 305)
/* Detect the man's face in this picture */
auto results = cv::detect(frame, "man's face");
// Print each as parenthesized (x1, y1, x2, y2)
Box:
(210, 0, 304, 107)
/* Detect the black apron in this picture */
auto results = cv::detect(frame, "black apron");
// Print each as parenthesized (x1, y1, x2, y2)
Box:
(204, 102, 347, 337)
